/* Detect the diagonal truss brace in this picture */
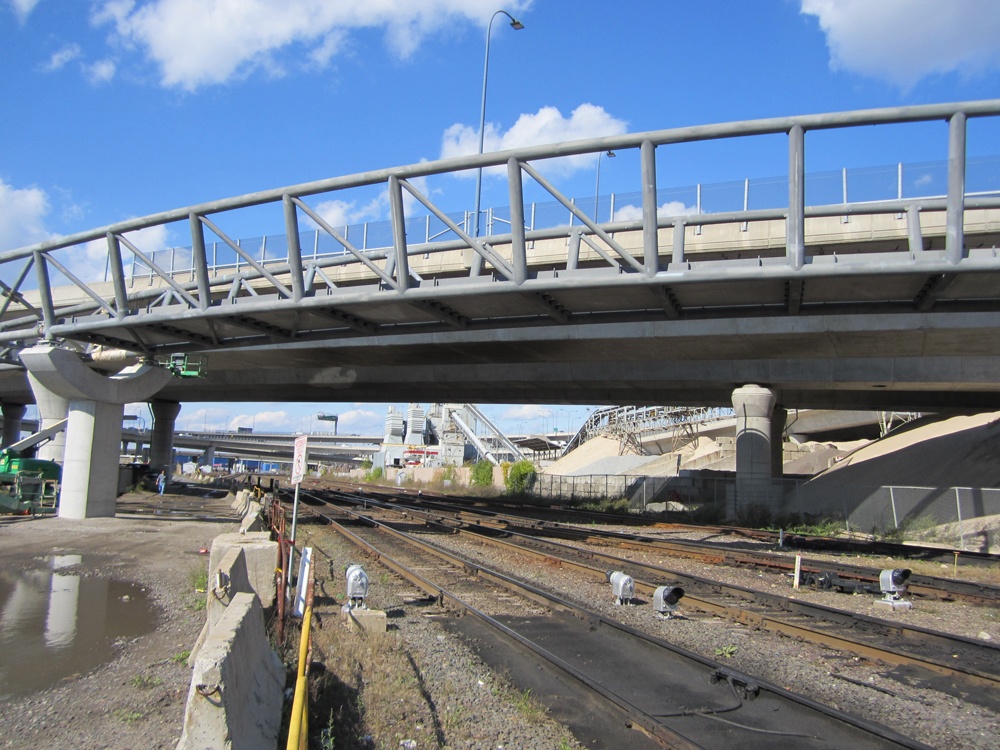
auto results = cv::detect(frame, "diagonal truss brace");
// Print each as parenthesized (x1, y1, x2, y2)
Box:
(396, 179, 516, 280)
(198, 215, 293, 299)
(517, 160, 646, 274)
(41, 253, 119, 318)
(291, 197, 399, 290)
(0, 257, 39, 322)
(116, 234, 203, 308)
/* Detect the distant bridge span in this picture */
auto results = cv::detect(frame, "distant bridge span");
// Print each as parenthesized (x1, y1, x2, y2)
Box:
(3, 100, 1000, 412)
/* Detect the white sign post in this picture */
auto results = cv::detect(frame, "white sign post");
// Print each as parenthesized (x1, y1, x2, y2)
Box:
(288, 436, 308, 589)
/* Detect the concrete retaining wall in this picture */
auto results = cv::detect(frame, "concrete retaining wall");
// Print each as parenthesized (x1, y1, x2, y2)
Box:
(176, 592, 284, 750)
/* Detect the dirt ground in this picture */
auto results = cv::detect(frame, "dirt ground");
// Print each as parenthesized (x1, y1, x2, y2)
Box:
(0, 487, 241, 750)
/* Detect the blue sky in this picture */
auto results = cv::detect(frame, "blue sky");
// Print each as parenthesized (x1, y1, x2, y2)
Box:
(4, 0, 1000, 438)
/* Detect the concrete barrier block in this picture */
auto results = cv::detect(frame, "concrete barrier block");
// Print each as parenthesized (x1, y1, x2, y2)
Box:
(230, 489, 255, 515)
(189, 547, 257, 661)
(344, 607, 387, 633)
(209, 533, 277, 609)
(239, 500, 264, 533)
(176, 593, 285, 750)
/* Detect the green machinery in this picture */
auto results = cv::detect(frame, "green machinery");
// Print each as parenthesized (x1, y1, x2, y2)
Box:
(0, 449, 61, 515)
(166, 353, 206, 379)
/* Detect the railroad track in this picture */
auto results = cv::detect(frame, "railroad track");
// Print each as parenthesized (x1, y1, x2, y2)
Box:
(369, 485, 1000, 568)
(298, 499, 931, 750)
(323, 486, 1000, 607)
(310, 491, 1000, 710)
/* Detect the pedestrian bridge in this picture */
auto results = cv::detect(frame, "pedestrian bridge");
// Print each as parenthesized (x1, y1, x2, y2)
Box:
(6, 99, 1000, 519)
(3, 100, 1000, 414)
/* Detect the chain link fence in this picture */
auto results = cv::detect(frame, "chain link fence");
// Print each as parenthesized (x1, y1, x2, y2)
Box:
(532, 473, 1000, 551)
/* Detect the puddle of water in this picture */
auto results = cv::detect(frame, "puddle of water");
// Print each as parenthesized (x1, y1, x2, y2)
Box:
(0, 555, 156, 698)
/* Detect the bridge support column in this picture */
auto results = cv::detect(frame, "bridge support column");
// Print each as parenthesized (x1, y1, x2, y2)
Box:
(150, 400, 181, 480)
(25, 375, 68, 464)
(731, 385, 780, 521)
(20, 345, 171, 519)
(201, 444, 216, 469)
(1, 402, 27, 448)
(772, 405, 787, 478)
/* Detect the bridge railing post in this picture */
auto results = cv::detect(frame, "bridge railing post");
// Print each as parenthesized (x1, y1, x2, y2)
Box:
(388, 175, 410, 292)
(507, 158, 528, 285)
(189, 213, 211, 310)
(283, 195, 305, 302)
(787, 124, 805, 270)
(946, 111, 967, 264)
(641, 140, 659, 277)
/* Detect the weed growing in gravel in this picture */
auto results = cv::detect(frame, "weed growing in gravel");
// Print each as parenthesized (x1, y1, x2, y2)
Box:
(130, 674, 162, 689)
(113, 708, 144, 724)
(715, 644, 738, 659)
(189, 566, 208, 592)
(511, 687, 548, 723)
(171, 650, 191, 664)
(319, 709, 336, 750)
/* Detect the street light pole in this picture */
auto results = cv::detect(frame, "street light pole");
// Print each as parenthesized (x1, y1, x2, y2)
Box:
(473, 10, 525, 244)
(595, 150, 615, 222)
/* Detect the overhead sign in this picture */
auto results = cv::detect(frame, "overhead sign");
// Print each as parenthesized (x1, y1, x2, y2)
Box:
(291, 435, 308, 485)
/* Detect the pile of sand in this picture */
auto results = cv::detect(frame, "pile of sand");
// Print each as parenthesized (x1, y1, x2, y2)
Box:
(808, 412, 1000, 489)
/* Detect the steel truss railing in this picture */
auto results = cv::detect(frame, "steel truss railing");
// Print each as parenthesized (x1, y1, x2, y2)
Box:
(3, 99, 1000, 358)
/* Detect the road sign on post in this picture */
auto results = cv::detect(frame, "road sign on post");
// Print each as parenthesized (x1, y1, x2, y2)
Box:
(289, 435, 308, 585)
(291, 435, 308, 485)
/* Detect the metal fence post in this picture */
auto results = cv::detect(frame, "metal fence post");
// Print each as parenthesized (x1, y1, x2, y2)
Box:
(956, 487, 966, 550)
(889, 486, 898, 529)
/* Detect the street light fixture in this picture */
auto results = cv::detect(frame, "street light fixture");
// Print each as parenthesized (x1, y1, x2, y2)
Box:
(595, 150, 615, 222)
(473, 10, 525, 242)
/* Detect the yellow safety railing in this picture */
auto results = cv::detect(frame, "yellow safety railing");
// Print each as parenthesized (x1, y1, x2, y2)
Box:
(285, 575, 314, 750)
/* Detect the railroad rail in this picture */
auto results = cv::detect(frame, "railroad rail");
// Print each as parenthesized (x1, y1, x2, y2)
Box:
(333, 485, 1000, 606)
(291, 494, 930, 749)
(307, 488, 1000, 710)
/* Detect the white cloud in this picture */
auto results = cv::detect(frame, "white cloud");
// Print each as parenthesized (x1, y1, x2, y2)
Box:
(228, 410, 290, 431)
(92, 0, 532, 91)
(310, 171, 433, 230)
(801, 0, 1000, 89)
(613, 200, 695, 222)
(501, 404, 551, 421)
(0, 179, 52, 252)
(182, 405, 230, 431)
(339, 407, 381, 428)
(44, 44, 82, 71)
(441, 104, 628, 178)
(65, 223, 171, 285)
(9, 0, 42, 23)
(85, 59, 117, 84)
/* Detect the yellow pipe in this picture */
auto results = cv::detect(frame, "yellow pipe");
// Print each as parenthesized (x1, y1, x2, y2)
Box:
(286, 606, 313, 750)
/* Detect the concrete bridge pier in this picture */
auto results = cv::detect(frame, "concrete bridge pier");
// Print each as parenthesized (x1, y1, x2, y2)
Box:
(201, 444, 216, 469)
(1, 402, 27, 448)
(150, 399, 181, 479)
(21, 345, 171, 519)
(731, 384, 782, 520)
(25, 374, 69, 464)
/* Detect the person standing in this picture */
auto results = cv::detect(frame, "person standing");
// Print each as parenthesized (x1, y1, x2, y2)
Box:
(156, 471, 166, 496)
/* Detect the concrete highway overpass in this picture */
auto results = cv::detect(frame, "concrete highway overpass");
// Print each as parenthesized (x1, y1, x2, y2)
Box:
(4, 100, 1000, 516)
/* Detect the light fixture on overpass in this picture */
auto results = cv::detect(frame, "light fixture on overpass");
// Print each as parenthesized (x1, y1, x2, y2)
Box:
(473, 9, 525, 241)
(595, 150, 615, 221)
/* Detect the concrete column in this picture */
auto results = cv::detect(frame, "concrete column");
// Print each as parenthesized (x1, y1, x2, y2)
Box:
(731, 384, 778, 519)
(771, 405, 787, 477)
(150, 400, 181, 478)
(201, 444, 216, 468)
(20, 345, 171, 519)
(1, 402, 27, 448)
(25, 374, 68, 464)
(61, 401, 125, 517)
